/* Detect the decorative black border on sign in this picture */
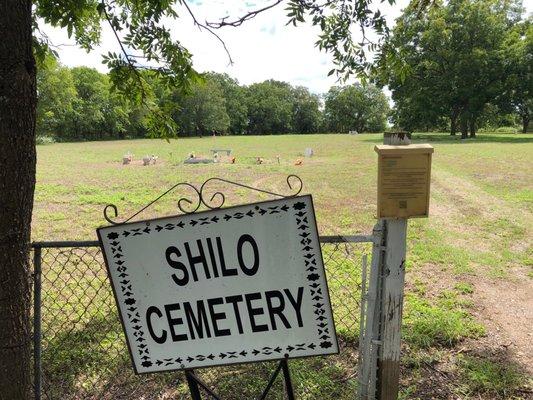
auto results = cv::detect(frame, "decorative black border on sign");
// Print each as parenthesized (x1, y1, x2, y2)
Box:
(103, 231, 153, 368)
(97, 195, 338, 373)
(292, 200, 333, 350)
(152, 342, 319, 368)
(118, 203, 291, 238)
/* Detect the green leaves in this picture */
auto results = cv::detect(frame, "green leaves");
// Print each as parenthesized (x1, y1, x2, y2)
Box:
(35, 0, 102, 50)
(33, 0, 435, 137)
(173, 77, 230, 136)
(35, 0, 200, 139)
(35, 63, 150, 140)
(324, 83, 389, 133)
(206, 73, 249, 134)
(96, 2, 105, 16)
(376, 0, 525, 133)
(283, 0, 401, 80)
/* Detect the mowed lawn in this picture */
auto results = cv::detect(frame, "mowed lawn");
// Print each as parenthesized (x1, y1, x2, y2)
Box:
(34, 133, 533, 399)
(34, 133, 532, 238)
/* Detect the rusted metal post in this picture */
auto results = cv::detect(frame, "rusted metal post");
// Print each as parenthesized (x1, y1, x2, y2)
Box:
(376, 132, 410, 400)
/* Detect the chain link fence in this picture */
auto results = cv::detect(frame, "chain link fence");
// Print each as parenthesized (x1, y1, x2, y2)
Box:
(32, 235, 373, 400)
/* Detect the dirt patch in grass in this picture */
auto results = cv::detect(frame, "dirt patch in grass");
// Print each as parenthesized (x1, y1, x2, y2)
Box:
(426, 167, 532, 374)
(406, 263, 459, 299)
(466, 267, 533, 375)
(401, 355, 456, 399)
(406, 261, 533, 396)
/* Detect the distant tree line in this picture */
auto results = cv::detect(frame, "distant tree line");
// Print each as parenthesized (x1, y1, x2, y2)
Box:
(374, 0, 532, 137)
(36, 0, 530, 142)
(36, 57, 148, 141)
(36, 59, 390, 140)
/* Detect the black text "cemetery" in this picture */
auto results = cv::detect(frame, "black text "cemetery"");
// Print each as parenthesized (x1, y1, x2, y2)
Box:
(145, 288, 304, 344)
(144, 233, 305, 344)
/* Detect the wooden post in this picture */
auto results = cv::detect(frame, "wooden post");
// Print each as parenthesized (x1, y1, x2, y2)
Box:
(376, 220, 407, 399)
(376, 132, 410, 400)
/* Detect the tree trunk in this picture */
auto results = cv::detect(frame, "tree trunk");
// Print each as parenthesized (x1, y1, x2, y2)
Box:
(0, 1, 36, 399)
(469, 117, 476, 138)
(460, 116, 468, 139)
(523, 114, 529, 134)
(450, 114, 457, 136)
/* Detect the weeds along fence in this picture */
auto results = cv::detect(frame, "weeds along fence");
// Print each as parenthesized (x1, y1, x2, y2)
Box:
(32, 235, 374, 400)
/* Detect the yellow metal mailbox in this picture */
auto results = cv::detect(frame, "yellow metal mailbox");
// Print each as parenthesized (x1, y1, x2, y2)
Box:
(375, 144, 434, 219)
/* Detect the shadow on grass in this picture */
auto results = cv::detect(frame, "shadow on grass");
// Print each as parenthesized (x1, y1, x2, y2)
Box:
(455, 347, 531, 399)
(42, 310, 183, 399)
(41, 317, 360, 400)
(193, 335, 359, 400)
(403, 346, 532, 400)
(41, 311, 133, 398)
(362, 132, 533, 144)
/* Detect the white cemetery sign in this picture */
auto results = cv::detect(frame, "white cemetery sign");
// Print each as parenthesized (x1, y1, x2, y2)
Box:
(97, 195, 338, 373)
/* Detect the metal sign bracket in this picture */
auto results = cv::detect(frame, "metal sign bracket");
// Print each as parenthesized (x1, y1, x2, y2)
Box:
(185, 355, 295, 400)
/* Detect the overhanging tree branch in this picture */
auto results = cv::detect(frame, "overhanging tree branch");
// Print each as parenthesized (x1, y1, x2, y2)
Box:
(182, 1, 234, 65)
(100, 1, 149, 103)
(205, 0, 284, 28)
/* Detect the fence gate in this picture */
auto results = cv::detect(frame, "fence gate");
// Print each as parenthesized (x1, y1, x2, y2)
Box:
(30, 134, 425, 400)
(31, 231, 387, 400)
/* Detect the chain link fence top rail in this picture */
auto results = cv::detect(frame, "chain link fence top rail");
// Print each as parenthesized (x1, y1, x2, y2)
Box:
(32, 235, 373, 400)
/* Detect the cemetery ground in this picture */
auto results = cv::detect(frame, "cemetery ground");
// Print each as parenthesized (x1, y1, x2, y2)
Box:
(33, 133, 532, 399)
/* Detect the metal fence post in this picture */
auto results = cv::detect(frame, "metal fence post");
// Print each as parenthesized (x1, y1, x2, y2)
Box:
(358, 221, 385, 399)
(281, 357, 295, 400)
(33, 246, 42, 400)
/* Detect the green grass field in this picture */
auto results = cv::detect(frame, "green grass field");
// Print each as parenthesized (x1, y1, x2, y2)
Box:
(34, 133, 533, 399)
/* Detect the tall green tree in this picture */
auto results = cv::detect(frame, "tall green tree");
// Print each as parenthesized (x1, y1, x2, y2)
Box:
(291, 86, 322, 133)
(377, 0, 524, 137)
(1, 0, 419, 396)
(36, 57, 77, 137)
(504, 19, 533, 133)
(68, 67, 109, 138)
(175, 77, 230, 136)
(207, 72, 248, 134)
(246, 80, 294, 134)
(324, 84, 389, 133)
(37, 63, 146, 140)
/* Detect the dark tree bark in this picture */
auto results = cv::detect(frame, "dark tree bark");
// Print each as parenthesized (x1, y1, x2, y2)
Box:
(0, 1, 36, 398)
(450, 108, 459, 136)
(469, 117, 476, 138)
(522, 114, 529, 134)
(460, 115, 468, 139)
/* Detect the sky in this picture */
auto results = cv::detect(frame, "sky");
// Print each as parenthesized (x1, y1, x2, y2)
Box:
(42, 0, 531, 94)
